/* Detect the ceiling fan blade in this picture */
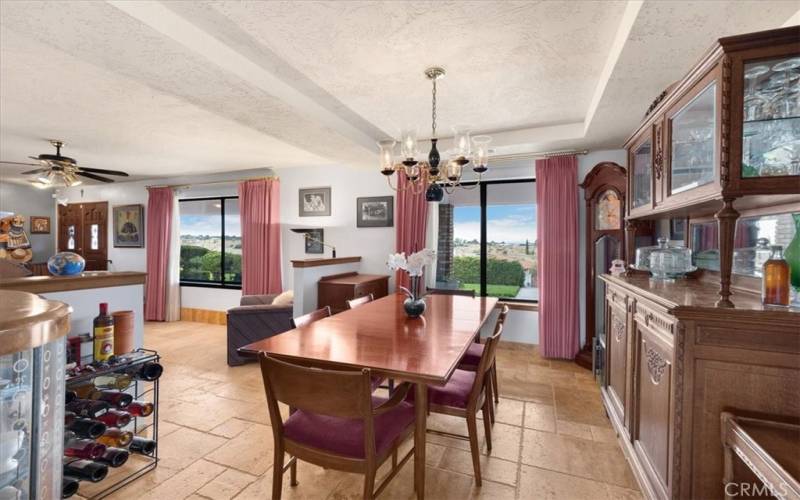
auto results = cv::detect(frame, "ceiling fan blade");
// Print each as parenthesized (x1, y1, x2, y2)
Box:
(20, 168, 52, 175)
(76, 171, 115, 183)
(0, 160, 40, 167)
(77, 166, 129, 177)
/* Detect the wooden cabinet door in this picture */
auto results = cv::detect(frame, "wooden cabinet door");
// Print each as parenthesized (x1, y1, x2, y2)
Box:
(57, 202, 108, 270)
(605, 298, 630, 434)
(632, 318, 674, 500)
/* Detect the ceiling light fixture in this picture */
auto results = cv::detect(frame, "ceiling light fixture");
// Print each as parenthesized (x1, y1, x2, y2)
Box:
(379, 67, 491, 202)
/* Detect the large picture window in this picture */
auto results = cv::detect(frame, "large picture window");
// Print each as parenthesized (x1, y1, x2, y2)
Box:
(179, 196, 242, 288)
(436, 179, 537, 301)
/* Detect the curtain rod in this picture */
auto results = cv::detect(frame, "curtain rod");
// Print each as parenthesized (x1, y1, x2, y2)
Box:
(489, 149, 589, 162)
(146, 175, 278, 190)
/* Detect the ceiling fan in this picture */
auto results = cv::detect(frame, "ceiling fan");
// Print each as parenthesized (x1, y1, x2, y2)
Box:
(0, 140, 129, 188)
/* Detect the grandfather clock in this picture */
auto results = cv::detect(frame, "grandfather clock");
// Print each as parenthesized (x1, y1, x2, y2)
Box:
(576, 163, 626, 372)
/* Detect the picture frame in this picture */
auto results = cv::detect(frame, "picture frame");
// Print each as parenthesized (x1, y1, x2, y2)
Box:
(113, 204, 145, 248)
(357, 196, 394, 228)
(305, 228, 324, 254)
(299, 187, 331, 217)
(29, 216, 51, 234)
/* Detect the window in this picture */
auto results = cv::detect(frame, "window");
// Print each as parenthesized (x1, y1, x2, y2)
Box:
(179, 197, 241, 288)
(436, 179, 537, 301)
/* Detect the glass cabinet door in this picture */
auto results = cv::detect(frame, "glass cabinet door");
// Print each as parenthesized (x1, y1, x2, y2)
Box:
(632, 140, 652, 209)
(742, 56, 800, 177)
(671, 82, 717, 194)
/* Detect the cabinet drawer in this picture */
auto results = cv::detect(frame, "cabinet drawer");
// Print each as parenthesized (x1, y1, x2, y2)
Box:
(634, 298, 675, 337)
(606, 284, 628, 311)
(355, 278, 388, 299)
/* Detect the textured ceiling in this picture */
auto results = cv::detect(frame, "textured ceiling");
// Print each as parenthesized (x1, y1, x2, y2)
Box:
(1, 0, 798, 184)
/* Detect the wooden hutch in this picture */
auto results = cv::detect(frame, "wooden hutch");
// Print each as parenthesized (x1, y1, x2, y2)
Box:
(599, 27, 800, 499)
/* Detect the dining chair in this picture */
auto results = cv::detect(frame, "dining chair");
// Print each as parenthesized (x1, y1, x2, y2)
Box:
(426, 287, 476, 297)
(346, 293, 374, 309)
(259, 354, 416, 500)
(291, 306, 331, 328)
(425, 322, 504, 487)
(458, 305, 509, 424)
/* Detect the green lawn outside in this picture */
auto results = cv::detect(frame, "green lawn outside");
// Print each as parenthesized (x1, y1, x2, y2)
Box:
(460, 283, 521, 299)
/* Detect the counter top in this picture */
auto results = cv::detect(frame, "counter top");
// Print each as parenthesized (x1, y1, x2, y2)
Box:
(0, 271, 147, 294)
(601, 273, 800, 316)
(291, 256, 361, 268)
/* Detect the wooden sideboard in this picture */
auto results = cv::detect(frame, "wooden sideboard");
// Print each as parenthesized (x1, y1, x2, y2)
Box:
(599, 273, 799, 500)
(317, 272, 389, 313)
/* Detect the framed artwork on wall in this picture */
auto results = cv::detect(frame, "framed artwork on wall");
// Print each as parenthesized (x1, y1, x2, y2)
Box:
(30, 216, 51, 234)
(299, 187, 331, 217)
(357, 196, 394, 228)
(305, 228, 324, 254)
(113, 204, 144, 248)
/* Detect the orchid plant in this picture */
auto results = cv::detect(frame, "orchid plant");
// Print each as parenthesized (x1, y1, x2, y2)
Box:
(387, 248, 436, 300)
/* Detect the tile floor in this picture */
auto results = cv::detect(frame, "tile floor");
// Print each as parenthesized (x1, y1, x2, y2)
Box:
(90, 321, 641, 500)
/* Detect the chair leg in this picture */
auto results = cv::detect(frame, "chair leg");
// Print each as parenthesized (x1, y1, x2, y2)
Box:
(290, 457, 298, 487)
(272, 447, 284, 500)
(485, 380, 495, 425)
(482, 400, 493, 453)
(389, 378, 395, 394)
(491, 364, 500, 405)
(363, 467, 376, 500)
(466, 414, 482, 487)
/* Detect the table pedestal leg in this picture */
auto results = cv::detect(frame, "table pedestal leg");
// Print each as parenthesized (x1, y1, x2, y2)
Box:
(414, 383, 427, 499)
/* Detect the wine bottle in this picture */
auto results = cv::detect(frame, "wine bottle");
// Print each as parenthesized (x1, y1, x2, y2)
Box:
(93, 303, 115, 362)
(96, 409, 131, 428)
(63, 459, 108, 483)
(97, 427, 133, 447)
(89, 390, 133, 408)
(93, 373, 132, 390)
(128, 362, 163, 381)
(67, 417, 107, 439)
(66, 399, 110, 418)
(127, 400, 154, 417)
(62, 476, 80, 498)
(64, 434, 107, 460)
(64, 411, 77, 427)
(97, 447, 130, 468)
(129, 436, 157, 456)
(65, 390, 78, 404)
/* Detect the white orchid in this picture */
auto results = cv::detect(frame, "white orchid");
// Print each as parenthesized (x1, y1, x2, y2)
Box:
(387, 249, 437, 298)
(386, 252, 407, 271)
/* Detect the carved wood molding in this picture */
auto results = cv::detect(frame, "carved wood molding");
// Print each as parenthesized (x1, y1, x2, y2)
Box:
(720, 55, 732, 189)
(613, 315, 625, 342)
(654, 122, 664, 180)
(646, 346, 668, 385)
(671, 324, 686, 499)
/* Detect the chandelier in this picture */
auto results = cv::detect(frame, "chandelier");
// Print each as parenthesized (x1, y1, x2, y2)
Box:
(379, 67, 491, 202)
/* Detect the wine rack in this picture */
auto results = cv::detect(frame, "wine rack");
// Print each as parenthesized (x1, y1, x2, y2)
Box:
(64, 349, 160, 499)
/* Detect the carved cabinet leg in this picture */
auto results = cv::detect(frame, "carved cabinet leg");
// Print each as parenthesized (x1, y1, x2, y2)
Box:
(715, 197, 740, 308)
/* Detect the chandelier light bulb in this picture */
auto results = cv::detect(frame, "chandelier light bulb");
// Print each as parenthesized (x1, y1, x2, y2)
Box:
(472, 135, 491, 173)
(400, 129, 418, 160)
(378, 140, 396, 175)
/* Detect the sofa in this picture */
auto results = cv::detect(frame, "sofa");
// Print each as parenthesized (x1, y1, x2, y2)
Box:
(226, 292, 294, 366)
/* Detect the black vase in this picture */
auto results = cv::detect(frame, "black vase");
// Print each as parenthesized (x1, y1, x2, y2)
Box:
(403, 297, 426, 318)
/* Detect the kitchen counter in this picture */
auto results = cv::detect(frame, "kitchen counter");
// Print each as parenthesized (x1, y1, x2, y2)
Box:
(0, 271, 146, 294)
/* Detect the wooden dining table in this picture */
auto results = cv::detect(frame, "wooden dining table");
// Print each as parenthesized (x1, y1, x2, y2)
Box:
(239, 292, 498, 499)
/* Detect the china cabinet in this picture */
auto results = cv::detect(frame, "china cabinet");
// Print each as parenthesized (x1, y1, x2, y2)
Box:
(604, 26, 800, 500)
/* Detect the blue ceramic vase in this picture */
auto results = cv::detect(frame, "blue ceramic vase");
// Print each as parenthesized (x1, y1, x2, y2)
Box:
(47, 252, 86, 276)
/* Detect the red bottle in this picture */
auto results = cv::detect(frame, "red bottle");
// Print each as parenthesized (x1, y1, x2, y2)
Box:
(96, 409, 132, 428)
(127, 400, 154, 417)
(64, 432, 106, 460)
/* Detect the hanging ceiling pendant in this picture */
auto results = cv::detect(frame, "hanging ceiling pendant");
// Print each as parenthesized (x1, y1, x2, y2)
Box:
(379, 67, 491, 200)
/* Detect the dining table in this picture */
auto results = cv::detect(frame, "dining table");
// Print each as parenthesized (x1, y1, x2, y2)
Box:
(239, 291, 498, 499)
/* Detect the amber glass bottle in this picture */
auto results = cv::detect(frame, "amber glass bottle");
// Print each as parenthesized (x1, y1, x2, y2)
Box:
(762, 245, 790, 306)
(93, 303, 115, 362)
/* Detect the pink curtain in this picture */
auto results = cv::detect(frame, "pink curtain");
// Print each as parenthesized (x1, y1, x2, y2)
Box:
(395, 175, 429, 293)
(238, 179, 282, 295)
(144, 187, 173, 321)
(536, 156, 580, 359)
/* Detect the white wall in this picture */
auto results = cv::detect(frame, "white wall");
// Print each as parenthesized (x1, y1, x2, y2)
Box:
(0, 181, 57, 261)
(274, 164, 396, 292)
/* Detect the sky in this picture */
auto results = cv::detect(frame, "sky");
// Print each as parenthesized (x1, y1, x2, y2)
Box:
(454, 204, 537, 243)
(180, 213, 241, 237)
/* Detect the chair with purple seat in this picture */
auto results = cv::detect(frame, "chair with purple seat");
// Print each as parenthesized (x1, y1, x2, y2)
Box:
(458, 304, 509, 423)
(259, 354, 416, 500)
(426, 321, 505, 487)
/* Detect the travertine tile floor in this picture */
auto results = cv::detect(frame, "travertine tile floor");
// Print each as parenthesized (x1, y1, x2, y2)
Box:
(92, 321, 642, 500)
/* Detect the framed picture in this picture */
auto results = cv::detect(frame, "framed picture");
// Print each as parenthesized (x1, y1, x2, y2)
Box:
(305, 228, 324, 254)
(30, 216, 51, 234)
(299, 187, 331, 217)
(113, 204, 145, 248)
(357, 196, 394, 228)
(670, 218, 686, 241)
